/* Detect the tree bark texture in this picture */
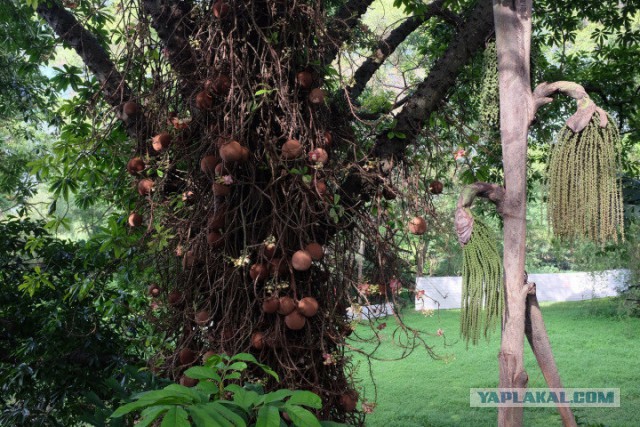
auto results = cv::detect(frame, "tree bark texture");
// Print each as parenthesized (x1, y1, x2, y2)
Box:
(493, 0, 533, 425)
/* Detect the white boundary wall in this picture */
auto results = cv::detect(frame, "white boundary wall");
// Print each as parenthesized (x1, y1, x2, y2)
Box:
(415, 269, 629, 310)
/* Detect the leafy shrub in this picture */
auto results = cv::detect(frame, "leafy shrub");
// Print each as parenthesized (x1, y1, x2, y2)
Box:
(112, 353, 346, 427)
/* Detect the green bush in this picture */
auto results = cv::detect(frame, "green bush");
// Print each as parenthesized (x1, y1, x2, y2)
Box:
(112, 353, 346, 427)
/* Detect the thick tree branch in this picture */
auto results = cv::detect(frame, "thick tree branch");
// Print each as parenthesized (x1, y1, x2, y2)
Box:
(525, 290, 578, 427)
(36, 0, 141, 138)
(349, 0, 457, 101)
(323, 0, 376, 66)
(142, 0, 199, 100)
(372, 0, 494, 160)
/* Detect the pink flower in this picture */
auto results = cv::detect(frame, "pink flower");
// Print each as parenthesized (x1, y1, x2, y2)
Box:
(361, 401, 376, 414)
(222, 175, 234, 185)
(454, 149, 466, 160)
(416, 289, 426, 299)
(437, 328, 444, 336)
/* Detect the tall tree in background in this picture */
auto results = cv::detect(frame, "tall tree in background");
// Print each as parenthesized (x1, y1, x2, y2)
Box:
(28, 0, 494, 422)
(3, 0, 637, 424)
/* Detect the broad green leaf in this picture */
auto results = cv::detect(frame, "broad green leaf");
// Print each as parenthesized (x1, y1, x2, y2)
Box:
(230, 353, 258, 363)
(256, 404, 280, 427)
(283, 405, 321, 427)
(195, 381, 219, 397)
(184, 366, 221, 381)
(136, 406, 172, 427)
(204, 401, 247, 426)
(287, 391, 322, 409)
(226, 362, 248, 371)
(260, 389, 295, 404)
(160, 406, 190, 427)
(187, 405, 233, 427)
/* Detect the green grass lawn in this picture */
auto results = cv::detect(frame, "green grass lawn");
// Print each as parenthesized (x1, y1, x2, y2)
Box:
(349, 298, 640, 426)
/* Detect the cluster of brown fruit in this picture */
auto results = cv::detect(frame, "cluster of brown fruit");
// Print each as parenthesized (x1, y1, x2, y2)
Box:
(406, 180, 444, 235)
(256, 295, 319, 339)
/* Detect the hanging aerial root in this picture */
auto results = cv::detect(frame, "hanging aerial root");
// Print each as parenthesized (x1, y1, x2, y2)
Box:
(547, 112, 624, 245)
(460, 215, 503, 346)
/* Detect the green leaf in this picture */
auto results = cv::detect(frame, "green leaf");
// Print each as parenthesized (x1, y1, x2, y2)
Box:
(287, 391, 322, 409)
(256, 404, 281, 427)
(226, 362, 248, 372)
(135, 406, 172, 427)
(160, 406, 190, 427)
(204, 402, 247, 426)
(230, 353, 258, 363)
(283, 405, 321, 427)
(195, 381, 219, 397)
(184, 366, 221, 381)
(111, 400, 155, 418)
(260, 389, 295, 405)
(187, 405, 233, 427)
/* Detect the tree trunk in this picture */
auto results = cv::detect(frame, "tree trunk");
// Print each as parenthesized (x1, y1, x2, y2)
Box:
(493, 0, 533, 425)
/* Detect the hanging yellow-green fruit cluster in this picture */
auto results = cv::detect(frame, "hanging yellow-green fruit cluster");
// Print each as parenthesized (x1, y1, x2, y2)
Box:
(548, 113, 624, 244)
(461, 216, 503, 346)
(478, 41, 499, 129)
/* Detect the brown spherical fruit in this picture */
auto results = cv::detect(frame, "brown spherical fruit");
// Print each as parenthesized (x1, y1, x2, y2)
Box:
(195, 310, 210, 326)
(147, 284, 161, 297)
(296, 70, 313, 90)
(128, 212, 143, 227)
(195, 91, 212, 110)
(323, 131, 333, 147)
(179, 375, 198, 387)
(207, 231, 224, 249)
(282, 139, 303, 160)
(122, 101, 139, 116)
(208, 212, 226, 230)
(179, 348, 197, 365)
(308, 148, 329, 165)
(200, 156, 218, 177)
(126, 157, 145, 175)
(339, 393, 358, 412)
(219, 140, 243, 162)
(277, 296, 296, 315)
(305, 243, 324, 261)
(240, 146, 250, 162)
(291, 250, 312, 271)
(262, 297, 280, 314)
(308, 88, 325, 104)
(312, 179, 327, 196)
(251, 332, 265, 349)
(284, 311, 306, 330)
(298, 297, 319, 317)
(137, 179, 154, 196)
(152, 132, 171, 152)
(212, 182, 231, 197)
(429, 180, 444, 195)
(168, 291, 182, 306)
(408, 216, 427, 235)
(212, 75, 231, 95)
(213, 1, 230, 19)
(214, 162, 228, 176)
(249, 263, 269, 281)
